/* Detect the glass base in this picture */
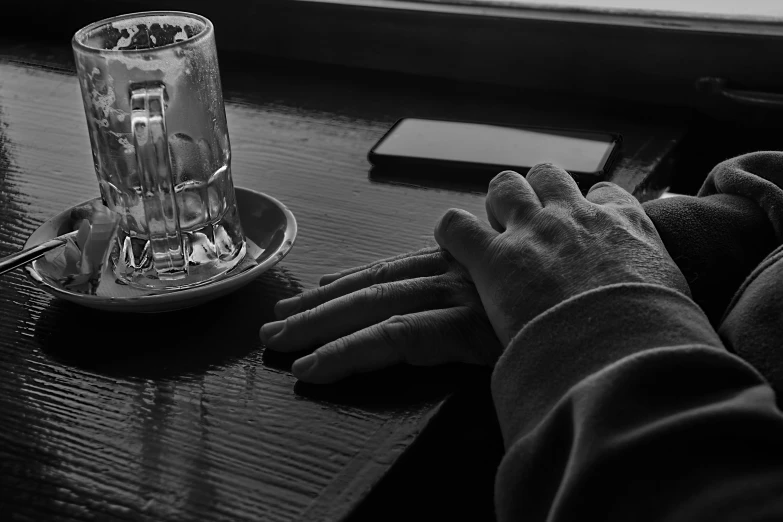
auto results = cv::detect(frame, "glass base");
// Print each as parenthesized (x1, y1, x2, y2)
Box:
(111, 235, 247, 291)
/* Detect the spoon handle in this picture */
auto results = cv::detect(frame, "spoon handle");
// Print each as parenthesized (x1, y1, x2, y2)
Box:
(0, 233, 75, 277)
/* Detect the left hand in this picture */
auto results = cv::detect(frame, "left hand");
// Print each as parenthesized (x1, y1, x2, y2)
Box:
(260, 247, 502, 384)
(435, 166, 691, 346)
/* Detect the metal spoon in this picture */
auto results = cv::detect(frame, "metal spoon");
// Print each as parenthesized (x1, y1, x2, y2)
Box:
(0, 231, 78, 277)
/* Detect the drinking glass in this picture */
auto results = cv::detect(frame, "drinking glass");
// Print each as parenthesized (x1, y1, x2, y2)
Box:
(72, 11, 246, 290)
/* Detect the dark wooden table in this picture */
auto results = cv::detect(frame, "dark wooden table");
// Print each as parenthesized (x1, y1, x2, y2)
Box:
(0, 39, 685, 521)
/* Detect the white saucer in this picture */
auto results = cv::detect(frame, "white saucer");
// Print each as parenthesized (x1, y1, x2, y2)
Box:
(24, 187, 297, 313)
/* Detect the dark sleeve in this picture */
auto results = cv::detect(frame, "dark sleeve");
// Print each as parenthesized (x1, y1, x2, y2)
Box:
(643, 151, 783, 391)
(492, 283, 783, 522)
(642, 151, 783, 326)
(492, 152, 783, 521)
(643, 193, 776, 326)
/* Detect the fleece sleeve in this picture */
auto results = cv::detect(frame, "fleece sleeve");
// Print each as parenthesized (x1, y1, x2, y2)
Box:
(641, 151, 783, 327)
(492, 283, 783, 522)
(644, 151, 783, 391)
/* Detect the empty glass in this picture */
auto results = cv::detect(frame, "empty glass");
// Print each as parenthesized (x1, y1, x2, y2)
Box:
(72, 11, 246, 290)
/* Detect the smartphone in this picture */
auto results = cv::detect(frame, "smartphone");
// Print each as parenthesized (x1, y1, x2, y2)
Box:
(368, 118, 622, 183)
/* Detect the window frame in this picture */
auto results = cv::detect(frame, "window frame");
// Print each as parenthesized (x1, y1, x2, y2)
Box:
(19, 0, 783, 107)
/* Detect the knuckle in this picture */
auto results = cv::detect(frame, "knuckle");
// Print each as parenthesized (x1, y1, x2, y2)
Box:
(573, 202, 598, 220)
(631, 210, 658, 235)
(527, 162, 559, 178)
(378, 315, 413, 348)
(287, 306, 314, 328)
(587, 186, 628, 206)
(313, 284, 331, 302)
(366, 283, 387, 301)
(294, 286, 328, 313)
(305, 284, 328, 305)
(369, 261, 389, 283)
(588, 181, 617, 193)
(318, 337, 347, 359)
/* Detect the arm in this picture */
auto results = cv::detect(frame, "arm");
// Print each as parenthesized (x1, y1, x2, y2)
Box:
(643, 151, 783, 392)
(434, 164, 783, 522)
(493, 283, 783, 522)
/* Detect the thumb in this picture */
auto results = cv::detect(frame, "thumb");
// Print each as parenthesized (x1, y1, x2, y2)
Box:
(434, 208, 496, 273)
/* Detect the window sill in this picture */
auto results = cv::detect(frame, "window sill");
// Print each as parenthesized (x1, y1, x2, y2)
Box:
(13, 0, 783, 106)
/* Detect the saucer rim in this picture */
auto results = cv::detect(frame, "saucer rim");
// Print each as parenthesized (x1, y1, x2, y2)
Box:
(23, 187, 297, 311)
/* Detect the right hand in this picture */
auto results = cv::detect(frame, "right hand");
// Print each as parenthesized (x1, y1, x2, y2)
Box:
(261, 247, 502, 383)
(435, 165, 690, 347)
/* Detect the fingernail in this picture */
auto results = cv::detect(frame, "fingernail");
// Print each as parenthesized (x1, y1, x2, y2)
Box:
(275, 297, 301, 318)
(292, 353, 317, 380)
(319, 274, 337, 285)
(260, 320, 285, 344)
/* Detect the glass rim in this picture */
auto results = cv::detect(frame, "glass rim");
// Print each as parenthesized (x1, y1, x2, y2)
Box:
(71, 11, 213, 55)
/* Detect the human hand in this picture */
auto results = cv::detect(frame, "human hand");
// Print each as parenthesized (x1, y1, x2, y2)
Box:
(260, 247, 502, 383)
(434, 164, 690, 347)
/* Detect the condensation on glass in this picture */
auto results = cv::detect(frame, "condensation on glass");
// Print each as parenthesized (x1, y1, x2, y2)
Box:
(72, 11, 246, 290)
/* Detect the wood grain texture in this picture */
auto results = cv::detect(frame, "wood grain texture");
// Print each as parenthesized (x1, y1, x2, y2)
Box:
(0, 40, 683, 521)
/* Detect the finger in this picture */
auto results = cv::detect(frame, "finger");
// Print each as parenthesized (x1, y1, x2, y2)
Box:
(275, 250, 450, 318)
(291, 307, 503, 384)
(434, 208, 496, 273)
(262, 276, 458, 352)
(319, 246, 440, 285)
(586, 181, 640, 208)
(485, 170, 542, 232)
(525, 163, 582, 207)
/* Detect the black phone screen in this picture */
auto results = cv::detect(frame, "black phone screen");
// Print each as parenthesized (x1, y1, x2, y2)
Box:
(369, 118, 620, 177)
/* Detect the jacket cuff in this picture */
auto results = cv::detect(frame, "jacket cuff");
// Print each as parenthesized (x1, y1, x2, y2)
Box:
(491, 283, 723, 447)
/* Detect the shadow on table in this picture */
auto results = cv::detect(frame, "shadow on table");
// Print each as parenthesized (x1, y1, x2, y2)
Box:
(264, 347, 481, 410)
(295, 364, 479, 407)
(369, 165, 604, 195)
(368, 166, 491, 194)
(34, 267, 304, 380)
(345, 368, 504, 522)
